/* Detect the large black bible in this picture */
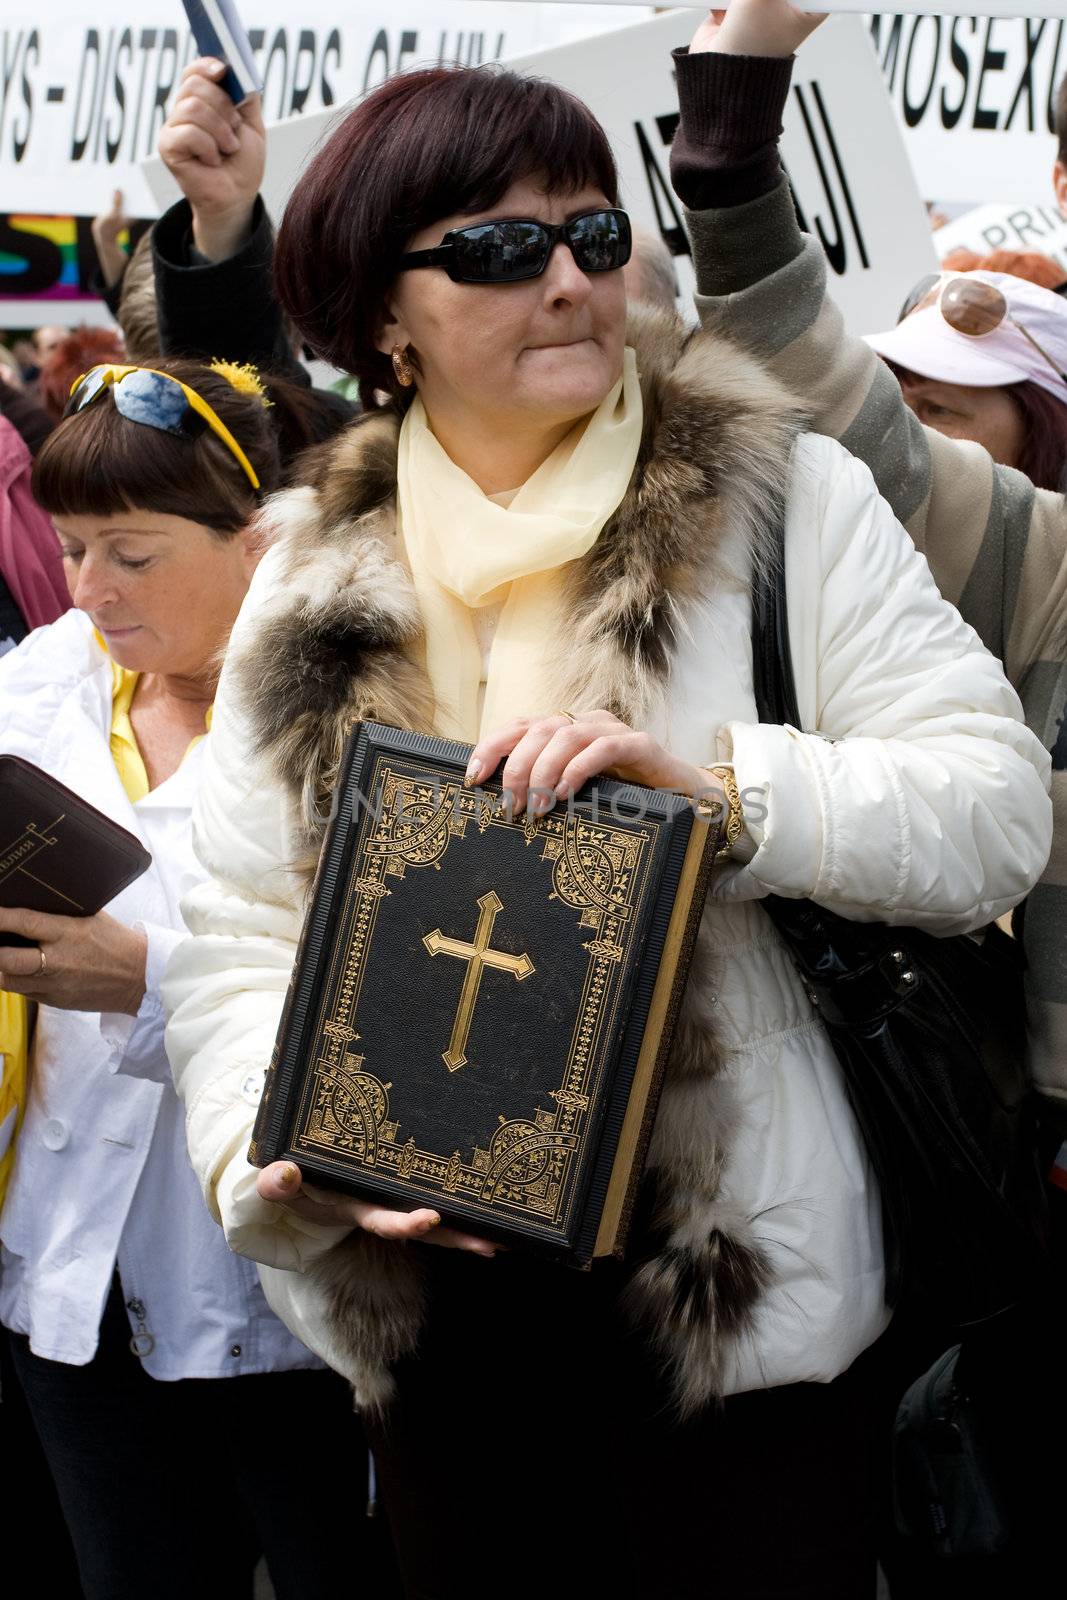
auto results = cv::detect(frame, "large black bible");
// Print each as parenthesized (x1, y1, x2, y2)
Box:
(250, 722, 714, 1264)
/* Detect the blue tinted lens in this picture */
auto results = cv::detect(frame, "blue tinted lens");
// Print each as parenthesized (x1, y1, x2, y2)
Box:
(111, 370, 193, 434)
(66, 366, 110, 415)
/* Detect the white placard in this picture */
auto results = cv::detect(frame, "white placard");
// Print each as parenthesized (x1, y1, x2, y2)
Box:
(868, 11, 1067, 205)
(0, 2, 647, 217)
(934, 199, 1067, 265)
(144, 12, 935, 337)
(812, 3, 1067, 12)
(413, 2, 1067, 12)
(422, 2, 1067, 12)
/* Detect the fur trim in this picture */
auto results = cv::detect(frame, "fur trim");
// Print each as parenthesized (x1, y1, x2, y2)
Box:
(231, 309, 803, 1414)
(304, 1230, 426, 1414)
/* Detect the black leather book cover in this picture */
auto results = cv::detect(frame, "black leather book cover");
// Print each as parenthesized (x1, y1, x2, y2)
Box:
(0, 754, 152, 944)
(251, 722, 713, 1263)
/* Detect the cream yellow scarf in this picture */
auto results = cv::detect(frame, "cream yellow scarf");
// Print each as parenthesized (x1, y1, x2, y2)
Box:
(396, 348, 643, 741)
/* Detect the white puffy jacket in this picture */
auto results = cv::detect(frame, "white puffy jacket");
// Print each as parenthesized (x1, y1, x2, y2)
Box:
(163, 322, 1052, 1404)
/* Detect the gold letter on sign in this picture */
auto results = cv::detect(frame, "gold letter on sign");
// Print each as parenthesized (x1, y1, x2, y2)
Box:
(422, 891, 535, 1071)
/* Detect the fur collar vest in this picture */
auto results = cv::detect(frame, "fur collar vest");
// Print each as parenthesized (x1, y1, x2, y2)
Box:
(230, 308, 804, 1415)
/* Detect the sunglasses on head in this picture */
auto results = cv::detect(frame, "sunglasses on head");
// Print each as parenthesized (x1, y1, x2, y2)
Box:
(65, 364, 261, 491)
(397, 207, 632, 285)
(898, 273, 1067, 388)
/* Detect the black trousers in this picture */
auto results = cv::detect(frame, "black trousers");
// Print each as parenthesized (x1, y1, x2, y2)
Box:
(878, 1162, 1067, 1598)
(364, 1247, 881, 1600)
(0, 1330, 83, 1597)
(8, 1278, 400, 1600)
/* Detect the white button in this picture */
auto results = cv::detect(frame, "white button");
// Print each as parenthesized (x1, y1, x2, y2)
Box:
(42, 1118, 69, 1152)
(240, 1071, 265, 1107)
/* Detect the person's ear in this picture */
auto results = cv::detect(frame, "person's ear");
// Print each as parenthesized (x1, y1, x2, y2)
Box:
(374, 297, 412, 361)
(1054, 160, 1067, 215)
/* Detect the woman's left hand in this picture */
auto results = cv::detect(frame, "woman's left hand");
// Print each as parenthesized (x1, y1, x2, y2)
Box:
(465, 709, 720, 817)
(0, 908, 148, 1015)
(690, 2, 826, 59)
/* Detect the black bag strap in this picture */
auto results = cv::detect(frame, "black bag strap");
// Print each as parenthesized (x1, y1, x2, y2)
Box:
(751, 520, 800, 731)
(748, 515, 920, 1013)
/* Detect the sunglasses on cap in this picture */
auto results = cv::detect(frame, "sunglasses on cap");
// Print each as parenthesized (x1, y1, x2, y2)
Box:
(65, 364, 261, 491)
(397, 207, 632, 285)
(898, 273, 1067, 388)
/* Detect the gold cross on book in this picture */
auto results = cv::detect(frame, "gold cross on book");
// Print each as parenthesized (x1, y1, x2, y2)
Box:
(422, 890, 535, 1071)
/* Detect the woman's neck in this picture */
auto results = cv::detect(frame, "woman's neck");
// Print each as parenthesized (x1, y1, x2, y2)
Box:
(134, 669, 217, 713)
(426, 409, 576, 496)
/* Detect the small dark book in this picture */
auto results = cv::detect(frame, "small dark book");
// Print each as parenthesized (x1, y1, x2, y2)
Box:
(250, 722, 714, 1263)
(0, 754, 152, 945)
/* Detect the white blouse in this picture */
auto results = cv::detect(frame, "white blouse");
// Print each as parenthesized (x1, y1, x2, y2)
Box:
(0, 609, 321, 1380)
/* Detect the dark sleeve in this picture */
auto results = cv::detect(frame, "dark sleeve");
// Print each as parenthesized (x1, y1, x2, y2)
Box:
(669, 47, 794, 212)
(0, 384, 54, 456)
(151, 195, 309, 385)
(89, 263, 127, 317)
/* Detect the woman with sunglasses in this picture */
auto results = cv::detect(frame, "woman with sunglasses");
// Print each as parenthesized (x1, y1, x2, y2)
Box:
(865, 269, 1067, 491)
(0, 359, 391, 1600)
(161, 65, 1051, 1599)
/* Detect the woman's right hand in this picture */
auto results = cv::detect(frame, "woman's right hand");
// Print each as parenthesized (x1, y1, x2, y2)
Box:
(690, 1, 826, 59)
(256, 1160, 502, 1256)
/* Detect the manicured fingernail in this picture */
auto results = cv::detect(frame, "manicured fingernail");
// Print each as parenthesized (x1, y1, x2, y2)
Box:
(204, 57, 225, 74)
(530, 793, 553, 816)
(278, 1163, 299, 1188)
(555, 783, 571, 801)
(464, 759, 482, 785)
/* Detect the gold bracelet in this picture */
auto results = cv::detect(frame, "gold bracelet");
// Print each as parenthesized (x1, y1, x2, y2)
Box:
(704, 764, 745, 859)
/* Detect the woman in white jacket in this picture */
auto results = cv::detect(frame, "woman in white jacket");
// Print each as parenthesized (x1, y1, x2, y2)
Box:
(163, 67, 1052, 1600)
(0, 358, 382, 1600)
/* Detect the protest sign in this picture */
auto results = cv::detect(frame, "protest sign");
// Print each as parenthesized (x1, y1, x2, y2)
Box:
(0, 1, 645, 218)
(0, 211, 151, 328)
(816, 3, 1067, 13)
(429, 3, 1067, 12)
(934, 199, 1067, 268)
(868, 11, 1067, 205)
(144, 11, 934, 338)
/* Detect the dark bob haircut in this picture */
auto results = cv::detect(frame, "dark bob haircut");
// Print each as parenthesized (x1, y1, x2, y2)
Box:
(274, 66, 619, 406)
(32, 357, 281, 536)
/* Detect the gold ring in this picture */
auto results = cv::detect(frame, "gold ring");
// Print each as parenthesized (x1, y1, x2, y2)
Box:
(36, 946, 46, 976)
(555, 709, 577, 724)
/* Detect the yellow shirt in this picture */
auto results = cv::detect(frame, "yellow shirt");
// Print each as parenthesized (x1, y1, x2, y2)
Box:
(0, 991, 27, 1207)
(99, 633, 213, 803)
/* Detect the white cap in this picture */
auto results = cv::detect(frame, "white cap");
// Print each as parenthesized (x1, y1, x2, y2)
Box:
(865, 270, 1067, 408)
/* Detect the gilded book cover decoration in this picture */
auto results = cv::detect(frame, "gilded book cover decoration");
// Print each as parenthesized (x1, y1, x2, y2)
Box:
(251, 723, 713, 1263)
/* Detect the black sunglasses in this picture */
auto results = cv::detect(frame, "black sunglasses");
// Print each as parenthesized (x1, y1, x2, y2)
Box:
(397, 207, 632, 285)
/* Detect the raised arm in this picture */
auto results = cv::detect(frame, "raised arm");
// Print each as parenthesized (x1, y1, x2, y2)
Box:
(153, 58, 305, 381)
(671, 4, 1067, 1116)
(672, 5, 1067, 687)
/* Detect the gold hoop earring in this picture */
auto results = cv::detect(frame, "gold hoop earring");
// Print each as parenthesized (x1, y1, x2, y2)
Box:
(391, 345, 415, 388)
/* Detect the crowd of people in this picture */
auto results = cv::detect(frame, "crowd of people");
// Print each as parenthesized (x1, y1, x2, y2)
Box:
(1, 2, 1066, 1596)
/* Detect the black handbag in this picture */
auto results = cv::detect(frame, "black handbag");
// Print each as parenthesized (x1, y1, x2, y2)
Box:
(892, 1343, 1012, 1557)
(750, 523, 1048, 1324)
